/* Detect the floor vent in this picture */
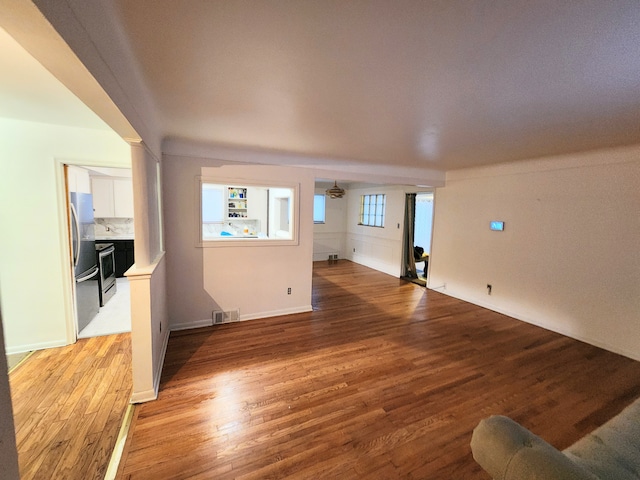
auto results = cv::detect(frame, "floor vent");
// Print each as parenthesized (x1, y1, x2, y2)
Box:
(212, 309, 240, 325)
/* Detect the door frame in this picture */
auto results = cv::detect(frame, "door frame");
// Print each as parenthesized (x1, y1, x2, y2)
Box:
(54, 157, 133, 343)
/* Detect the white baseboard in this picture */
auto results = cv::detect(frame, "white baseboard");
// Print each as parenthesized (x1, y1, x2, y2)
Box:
(153, 329, 170, 394)
(240, 305, 313, 322)
(170, 318, 212, 331)
(313, 252, 338, 262)
(169, 306, 313, 332)
(5, 339, 67, 355)
(130, 388, 158, 404)
(432, 287, 640, 362)
(129, 327, 169, 404)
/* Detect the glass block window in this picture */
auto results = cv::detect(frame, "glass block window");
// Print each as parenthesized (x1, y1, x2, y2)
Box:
(359, 194, 385, 227)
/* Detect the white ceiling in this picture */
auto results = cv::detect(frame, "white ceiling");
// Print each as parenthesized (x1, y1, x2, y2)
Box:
(3, 1, 640, 183)
(110, 0, 640, 172)
(0, 26, 109, 131)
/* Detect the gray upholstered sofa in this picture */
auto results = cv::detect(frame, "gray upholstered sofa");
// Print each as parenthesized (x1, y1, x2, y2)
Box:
(470, 397, 640, 479)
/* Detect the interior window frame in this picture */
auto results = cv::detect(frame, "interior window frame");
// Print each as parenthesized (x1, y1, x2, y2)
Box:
(313, 194, 326, 224)
(359, 193, 386, 227)
(198, 176, 300, 247)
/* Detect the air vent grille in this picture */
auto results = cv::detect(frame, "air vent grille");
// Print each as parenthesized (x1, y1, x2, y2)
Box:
(212, 309, 240, 325)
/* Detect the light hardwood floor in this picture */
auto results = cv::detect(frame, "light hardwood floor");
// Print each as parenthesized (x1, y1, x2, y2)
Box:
(10, 333, 131, 479)
(116, 260, 640, 479)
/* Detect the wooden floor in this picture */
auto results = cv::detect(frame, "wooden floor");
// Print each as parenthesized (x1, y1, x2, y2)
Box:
(116, 260, 640, 479)
(10, 333, 132, 479)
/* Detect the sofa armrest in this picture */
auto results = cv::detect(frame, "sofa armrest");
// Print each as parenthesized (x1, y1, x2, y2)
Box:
(471, 415, 598, 480)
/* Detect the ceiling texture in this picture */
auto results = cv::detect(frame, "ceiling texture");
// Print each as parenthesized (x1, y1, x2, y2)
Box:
(5, 0, 640, 184)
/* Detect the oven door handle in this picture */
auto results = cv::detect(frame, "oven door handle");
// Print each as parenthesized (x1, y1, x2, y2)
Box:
(77, 266, 99, 283)
(99, 246, 115, 258)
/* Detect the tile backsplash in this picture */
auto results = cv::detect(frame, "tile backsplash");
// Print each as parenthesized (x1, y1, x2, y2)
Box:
(95, 218, 134, 237)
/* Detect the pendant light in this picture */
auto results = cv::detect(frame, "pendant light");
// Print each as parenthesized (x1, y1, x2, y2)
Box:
(325, 181, 345, 199)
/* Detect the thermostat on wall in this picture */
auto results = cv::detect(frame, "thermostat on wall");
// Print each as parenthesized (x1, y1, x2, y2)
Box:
(490, 221, 505, 231)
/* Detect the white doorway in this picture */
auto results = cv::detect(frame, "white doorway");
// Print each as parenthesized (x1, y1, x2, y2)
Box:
(65, 164, 133, 339)
(414, 193, 434, 279)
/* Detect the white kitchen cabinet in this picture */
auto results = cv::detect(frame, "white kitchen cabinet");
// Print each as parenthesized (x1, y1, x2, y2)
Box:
(91, 177, 134, 218)
(247, 186, 268, 227)
(113, 178, 134, 217)
(67, 165, 92, 193)
(92, 177, 114, 217)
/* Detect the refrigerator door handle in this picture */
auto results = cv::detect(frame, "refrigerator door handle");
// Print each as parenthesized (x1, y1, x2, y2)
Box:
(70, 202, 81, 267)
(77, 266, 99, 283)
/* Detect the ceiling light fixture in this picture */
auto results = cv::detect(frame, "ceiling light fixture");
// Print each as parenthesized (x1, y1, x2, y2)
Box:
(325, 180, 345, 199)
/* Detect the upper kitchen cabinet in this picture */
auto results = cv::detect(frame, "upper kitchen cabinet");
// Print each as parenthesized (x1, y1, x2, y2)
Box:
(92, 177, 134, 218)
(67, 165, 92, 193)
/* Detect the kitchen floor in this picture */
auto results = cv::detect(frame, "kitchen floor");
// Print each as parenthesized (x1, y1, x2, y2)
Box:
(78, 277, 131, 338)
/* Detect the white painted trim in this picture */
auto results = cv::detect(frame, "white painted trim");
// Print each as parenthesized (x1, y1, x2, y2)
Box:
(130, 388, 157, 404)
(53, 158, 80, 345)
(153, 327, 169, 397)
(313, 253, 338, 262)
(5, 340, 67, 356)
(126, 252, 168, 403)
(240, 305, 313, 321)
(169, 306, 313, 332)
(54, 156, 135, 347)
(431, 287, 640, 362)
(170, 319, 213, 331)
(197, 176, 301, 247)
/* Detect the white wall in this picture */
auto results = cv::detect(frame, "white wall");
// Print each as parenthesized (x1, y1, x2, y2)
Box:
(313, 188, 348, 261)
(429, 145, 640, 361)
(127, 143, 168, 402)
(163, 155, 314, 330)
(0, 118, 130, 353)
(128, 254, 168, 402)
(345, 185, 408, 277)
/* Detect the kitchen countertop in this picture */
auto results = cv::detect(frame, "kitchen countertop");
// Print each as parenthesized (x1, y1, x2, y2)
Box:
(95, 235, 134, 241)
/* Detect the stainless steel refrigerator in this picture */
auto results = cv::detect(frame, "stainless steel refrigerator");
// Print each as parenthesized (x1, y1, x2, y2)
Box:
(69, 192, 100, 332)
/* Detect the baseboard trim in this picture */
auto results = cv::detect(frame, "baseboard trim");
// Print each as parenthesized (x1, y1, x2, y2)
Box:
(240, 305, 313, 322)
(5, 339, 67, 355)
(169, 306, 314, 332)
(432, 287, 640, 362)
(170, 318, 212, 331)
(130, 388, 157, 404)
(153, 329, 170, 395)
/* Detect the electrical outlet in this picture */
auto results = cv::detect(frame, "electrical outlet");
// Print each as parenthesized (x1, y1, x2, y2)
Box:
(353, 247, 356, 252)
(487, 284, 492, 295)
(287, 287, 291, 295)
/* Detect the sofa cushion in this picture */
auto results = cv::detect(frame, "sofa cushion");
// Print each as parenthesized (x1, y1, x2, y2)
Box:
(471, 398, 640, 480)
(565, 399, 640, 479)
(471, 415, 598, 480)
